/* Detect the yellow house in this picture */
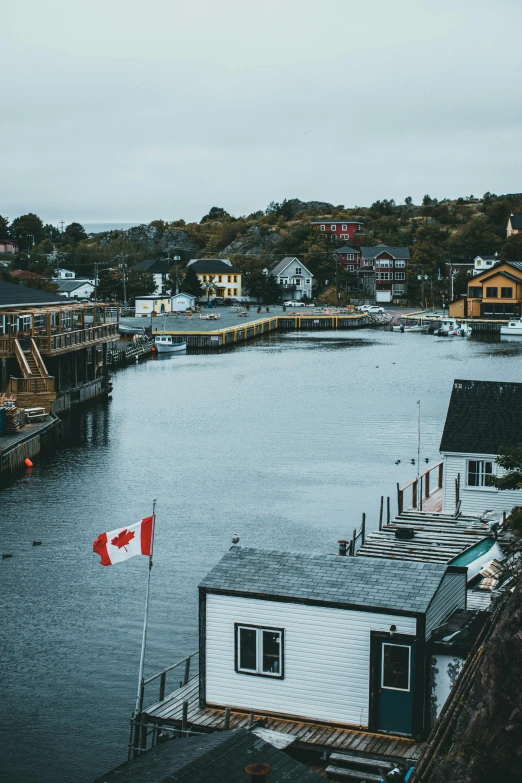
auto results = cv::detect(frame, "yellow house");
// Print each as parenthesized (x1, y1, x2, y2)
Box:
(506, 213, 522, 237)
(186, 259, 243, 300)
(449, 260, 522, 319)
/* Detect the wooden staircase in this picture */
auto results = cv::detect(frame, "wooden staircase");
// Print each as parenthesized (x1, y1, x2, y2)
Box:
(7, 339, 57, 412)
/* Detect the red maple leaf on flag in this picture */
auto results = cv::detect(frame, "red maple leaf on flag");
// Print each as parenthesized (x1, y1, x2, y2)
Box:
(111, 528, 135, 552)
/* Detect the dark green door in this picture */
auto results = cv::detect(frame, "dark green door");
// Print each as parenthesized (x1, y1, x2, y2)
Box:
(374, 639, 415, 735)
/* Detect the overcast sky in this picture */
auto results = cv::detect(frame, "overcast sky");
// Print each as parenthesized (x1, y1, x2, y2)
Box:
(2, 0, 521, 225)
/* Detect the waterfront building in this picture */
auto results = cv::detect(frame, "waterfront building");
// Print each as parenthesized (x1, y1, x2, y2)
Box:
(450, 259, 522, 319)
(270, 257, 313, 301)
(198, 547, 466, 739)
(171, 292, 197, 311)
(311, 220, 363, 241)
(360, 245, 410, 302)
(135, 295, 172, 316)
(186, 259, 243, 300)
(0, 281, 118, 412)
(440, 379, 522, 517)
(506, 213, 522, 237)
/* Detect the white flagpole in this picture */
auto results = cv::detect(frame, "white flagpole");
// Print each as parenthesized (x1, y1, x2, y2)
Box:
(134, 497, 156, 717)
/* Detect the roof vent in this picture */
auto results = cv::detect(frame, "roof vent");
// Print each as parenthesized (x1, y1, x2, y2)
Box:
(245, 763, 271, 781)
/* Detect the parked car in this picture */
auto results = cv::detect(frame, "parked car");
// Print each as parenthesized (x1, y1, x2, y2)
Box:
(209, 297, 225, 306)
(224, 298, 241, 306)
(283, 300, 306, 307)
(357, 304, 384, 314)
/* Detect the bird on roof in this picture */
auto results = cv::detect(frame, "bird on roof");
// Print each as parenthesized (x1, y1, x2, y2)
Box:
(232, 533, 240, 545)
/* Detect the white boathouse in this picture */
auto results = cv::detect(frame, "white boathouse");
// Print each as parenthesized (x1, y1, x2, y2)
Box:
(198, 547, 466, 739)
(440, 379, 522, 517)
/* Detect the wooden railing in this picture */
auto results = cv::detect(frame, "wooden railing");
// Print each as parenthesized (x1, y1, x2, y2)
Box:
(137, 650, 199, 715)
(34, 322, 119, 353)
(13, 339, 32, 377)
(398, 461, 443, 513)
(6, 376, 56, 395)
(30, 338, 50, 376)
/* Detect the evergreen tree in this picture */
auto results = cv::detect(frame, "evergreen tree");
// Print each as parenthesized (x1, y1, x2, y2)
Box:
(181, 265, 203, 297)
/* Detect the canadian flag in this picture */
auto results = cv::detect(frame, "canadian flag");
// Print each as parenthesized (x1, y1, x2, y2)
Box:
(93, 517, 154, 566)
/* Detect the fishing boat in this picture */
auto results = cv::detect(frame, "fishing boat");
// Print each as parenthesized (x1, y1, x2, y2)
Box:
(435, 318, 472, 336)
(392, 317, 429, 332)
(500, 317, 522, 336)
(153, 335, 187, 353)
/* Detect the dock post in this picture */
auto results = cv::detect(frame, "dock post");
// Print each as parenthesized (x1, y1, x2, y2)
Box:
(224, 707, 231, 730)
(159, 671, 167, 702)
(181, 700, 188, 733)
(351, 528, 356, 556)
(379, 497, 383, 530)
(183, 657, 191, 685)
(386, 496, 391, 525)
(397, 483, 403, 515)
(248, 713, 255, 727)
(438, 462, 443, 489)
(361, 513, 366, 545)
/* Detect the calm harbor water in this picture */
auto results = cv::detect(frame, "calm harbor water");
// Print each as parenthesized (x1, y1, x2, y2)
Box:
(1, 329, 522, 783)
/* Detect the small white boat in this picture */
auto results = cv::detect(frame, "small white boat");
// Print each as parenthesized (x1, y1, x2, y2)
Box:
(154, 335, 187, 353)
(500, 318, 522, 336)
(435, 318, 472, 336)
(392, 318, 429, 333)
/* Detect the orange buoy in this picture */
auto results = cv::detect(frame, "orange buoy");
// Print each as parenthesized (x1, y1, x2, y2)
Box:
(24, 458, 33, 468)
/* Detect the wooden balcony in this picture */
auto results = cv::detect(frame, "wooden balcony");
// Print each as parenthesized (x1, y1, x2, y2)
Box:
(0, 322, 119, 358)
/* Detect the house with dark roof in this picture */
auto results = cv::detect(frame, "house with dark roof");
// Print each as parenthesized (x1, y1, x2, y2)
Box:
(186, 259, 243, 300)
(450, 259, 522, 319)
(198, 546, 466, 739)
(134, 258, 172, 295)
(506, 213, 522, 237)
(360, 245, 410, 302)
(333, 246, 361, 271)
(56, 279, 95, 299)
(92, 727, 323, 783)
(473, 253, 499, 276)
(270, 257, 313, 301)
(0, 239, 18, 255)
(439, 379, 522, 516)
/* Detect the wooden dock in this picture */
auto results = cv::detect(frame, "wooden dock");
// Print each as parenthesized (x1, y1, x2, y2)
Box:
(152, 313, 369, 350)
(138, 674, 422, 763)
(0, 413, 61, 479)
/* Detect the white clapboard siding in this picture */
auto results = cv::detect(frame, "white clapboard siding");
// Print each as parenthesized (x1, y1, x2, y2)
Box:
(425, 573, 466, 639)
(442, 453, 522, 516)
(205, 594, 417, 727)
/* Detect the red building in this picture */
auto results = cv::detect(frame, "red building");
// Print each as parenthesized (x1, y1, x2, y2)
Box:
(333, 246, 361, 271)
(360, 245, 410, 302)
(311, 220, 363, 241)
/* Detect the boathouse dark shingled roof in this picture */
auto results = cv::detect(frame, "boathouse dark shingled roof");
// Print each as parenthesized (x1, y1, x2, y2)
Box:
(509, 213, 522, 230)
(200, 547, 449, 614)
(0, 280, 64, 308)
(440, 379, 522, 455)
(91, 728, 322, 783)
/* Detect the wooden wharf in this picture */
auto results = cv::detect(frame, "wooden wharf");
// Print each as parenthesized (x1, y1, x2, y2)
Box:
(152, 312, 369, 351)
(0, 413, 61, 478)
(133, 660, 422, 764)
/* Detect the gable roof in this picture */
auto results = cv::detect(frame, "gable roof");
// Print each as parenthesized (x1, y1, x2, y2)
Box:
(509, 213, 522, 230)
(310, 220, 362, 225)
(91, 728, 322, 783)
(440, 379, 522, 455)
(474, 255, 497, 262)
(134, 258, 171, 274)
(0, 281, 65, 308)
(361, 245, 410, 260)
(271, 257, 313, 277)
(200, 547, 448, 614)
(335, 246, 359, 254)
(477, 270, 521, 284)
(470, 260, 522, 282)
(186, 259, 239, 274)
(56, 279, 94, 293)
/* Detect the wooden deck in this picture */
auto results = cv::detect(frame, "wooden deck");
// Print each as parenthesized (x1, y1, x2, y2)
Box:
(416, 486, 443, 513)
(357, 510, 493, 564)
(142, 676, 422, 762)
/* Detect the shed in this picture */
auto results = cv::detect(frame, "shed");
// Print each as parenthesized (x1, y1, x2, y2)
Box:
(135, 295, 172, 316)
(198, 547, 467, 739)
(171, 292, 197, 311)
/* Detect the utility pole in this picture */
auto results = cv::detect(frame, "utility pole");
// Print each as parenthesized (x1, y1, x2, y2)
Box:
(94, 262, 98, 302)
(59, 220, 65, 234)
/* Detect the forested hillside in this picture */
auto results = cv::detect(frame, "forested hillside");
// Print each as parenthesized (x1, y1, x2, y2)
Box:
(3, 192, 522, 303)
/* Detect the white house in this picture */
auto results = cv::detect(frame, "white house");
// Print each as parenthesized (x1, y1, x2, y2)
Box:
(440, 379, 522, 517)
(198, 547, 466, 739)
(135, 295, 172, 316)
(134, 259, 171, 295)
(270, 257, 313, 301)
(473, 254, 498, 276)
(56, 279, 95, 299)
(52, 268, 76, 280)
(171, 292, 196, 311)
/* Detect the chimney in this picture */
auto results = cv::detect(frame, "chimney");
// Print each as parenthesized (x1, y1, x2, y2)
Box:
(338, 539, 348, 556)
(245, 763, 271, 782)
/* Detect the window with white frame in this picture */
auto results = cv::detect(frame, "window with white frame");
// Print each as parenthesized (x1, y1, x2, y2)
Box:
(0, 315, 5, 335)
(62, 312, 72, 330)
(395, 272, 405, 281)
(395, 260, 406, 268)
(342, 224, 347, 231)
(295, 267, 302, 274)
(364, 259, 372, 266)
(236, 624, 283, 677)
(467, 460, 493, 487)
(306, 278, 310, 283)
(347, 265, 355, 272)
(320, 224, 325, 231)
(347, 254, 354, 260)
(34, 314, 45, 329)
(18, 315, 32, 331)
(340, 234, 350, 239)
(330, 225, 336, 230)
(378, 272, 392, 280)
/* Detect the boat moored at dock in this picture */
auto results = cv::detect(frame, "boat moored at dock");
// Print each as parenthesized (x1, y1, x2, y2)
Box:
(435, 318, 472, 336)
(500, 317, 522, 336)
(392, 317, 429, 332)
(153, 335, 187, 353)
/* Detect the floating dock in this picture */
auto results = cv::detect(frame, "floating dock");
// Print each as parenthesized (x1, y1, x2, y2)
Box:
(153, 313, 369, 350)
